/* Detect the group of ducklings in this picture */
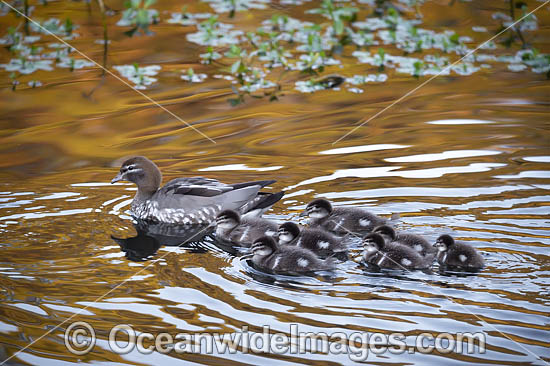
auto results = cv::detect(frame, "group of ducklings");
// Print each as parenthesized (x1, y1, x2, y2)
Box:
(215, 198, 485, 274)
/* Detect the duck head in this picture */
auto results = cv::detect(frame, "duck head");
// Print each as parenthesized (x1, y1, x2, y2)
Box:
(434, 234, 454, 252)
(362, 232, 386, 253)
(373, 225, 396, 243)
(251, 236, 277, 258)
(111, 156, 162, 196)
(215, 210, 240, 230)
(276, 222, 301, 245)
(300, 198, 332, 219)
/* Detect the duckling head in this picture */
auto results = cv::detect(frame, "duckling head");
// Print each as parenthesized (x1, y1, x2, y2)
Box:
(277, 222, 301, 245)
(111, 156, 162, 195)
(373, 225, 396, 242)
(434, 234, 454, 252)
(300, 198, 332, 219)
(251, 236, 277, 257)
(363, 232, 386, 253)
(215, 210, 240, 230)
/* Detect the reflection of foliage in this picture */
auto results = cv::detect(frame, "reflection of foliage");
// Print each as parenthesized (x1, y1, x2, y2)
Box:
(30, 17, 78, 38)
(223, 44, 281, 105)
(113, 63, 161, 89)
(307, 0, 358, 36)
(202, 0, 270, 18)
(181, 68, 207, 83)
(187, 16, 243, 46)
(1, 0, 549, 95)
(200, 46, 222, 64)
(118, 0, 159, 37)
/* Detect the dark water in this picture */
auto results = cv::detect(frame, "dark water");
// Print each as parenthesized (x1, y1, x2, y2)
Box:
(0, 0, 549, 365)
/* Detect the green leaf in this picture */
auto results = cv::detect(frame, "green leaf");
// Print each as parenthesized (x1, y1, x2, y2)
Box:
(228, 98, 242, 106)
(231, 60, 241, 74)
(136, 9, 148, 26)
(449, 33, 459, 45)
(144, 0, 156, 8)
(334, 18, 344, 35)
(227, 44, 240, 57)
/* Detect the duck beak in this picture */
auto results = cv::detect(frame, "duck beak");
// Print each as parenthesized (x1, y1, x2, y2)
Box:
(111, 172, 125, 184)
(299, 209, 309, 217)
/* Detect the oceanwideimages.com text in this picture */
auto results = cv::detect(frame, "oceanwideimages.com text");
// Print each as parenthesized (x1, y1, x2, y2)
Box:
(65, 322, 486, 361)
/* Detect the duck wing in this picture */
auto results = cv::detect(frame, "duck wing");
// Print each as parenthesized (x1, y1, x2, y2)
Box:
(160, 178, 277, 198)
(152, 177, 278, 219)
(161, 177, 234, 197)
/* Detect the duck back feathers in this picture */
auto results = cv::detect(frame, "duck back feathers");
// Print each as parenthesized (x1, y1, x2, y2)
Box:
(294, 227, 347, 258)
(312, 207, 386, 234)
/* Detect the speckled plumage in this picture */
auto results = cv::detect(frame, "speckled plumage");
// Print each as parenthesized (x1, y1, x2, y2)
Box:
(362, 233, 428, 270)
(277, 222, 347, 258)
(374, 225, 436, 260)
(251, 236, 336, 274)
(215, 210, 278, 247)
(301, 199, 386, 235)
(434, 235, 484, 270)
(112, 156, 283, 225)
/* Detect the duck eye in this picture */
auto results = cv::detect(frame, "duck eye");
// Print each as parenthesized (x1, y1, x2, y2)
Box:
(127, 165, 134, 171)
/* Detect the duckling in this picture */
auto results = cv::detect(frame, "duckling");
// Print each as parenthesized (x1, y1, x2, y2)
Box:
(434, 234, 484, 270)
(362, 233, 428, 270)
(215, 210, 278, 247)
(111, 156, 283, 224)
(374, 225, 436, 260)
(300, 198, 386, 235)
(250, 236, 336, 274)
(277, 222, 347, 258)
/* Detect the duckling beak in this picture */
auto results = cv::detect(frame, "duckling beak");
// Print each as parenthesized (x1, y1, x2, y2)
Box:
(299, 209, 309, 217)
(111, 172, 125, 184)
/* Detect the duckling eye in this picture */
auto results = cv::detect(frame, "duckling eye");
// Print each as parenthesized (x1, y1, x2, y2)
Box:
(127, 165, 134, 171)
